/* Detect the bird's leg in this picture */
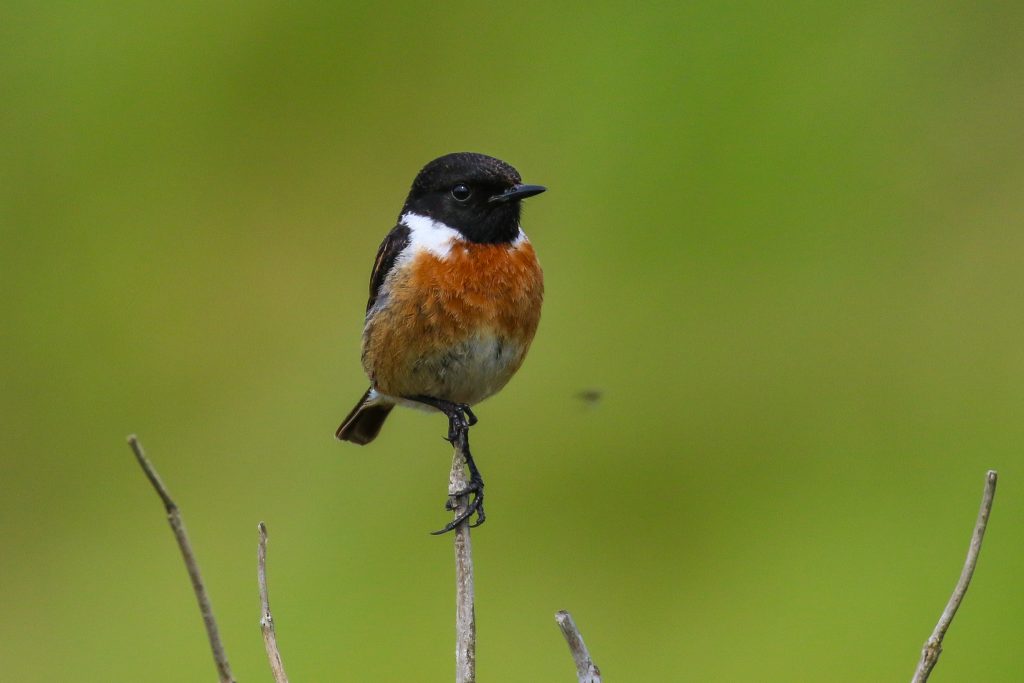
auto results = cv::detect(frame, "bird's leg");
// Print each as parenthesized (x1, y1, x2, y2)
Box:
(406, 395, 485, 533)
(458, 438, 486, 528)
(407, 395, 474, 442)
(406, 395, 477, 443)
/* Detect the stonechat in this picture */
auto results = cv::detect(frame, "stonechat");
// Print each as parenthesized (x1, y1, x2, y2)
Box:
(336, 152, 546, 532)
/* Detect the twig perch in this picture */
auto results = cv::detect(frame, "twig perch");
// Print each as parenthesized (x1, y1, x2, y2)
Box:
(911, 469, 998, 683)
(447, 439, 477, 683)
(258, 522, 290, 683)
(126, 435, 236, 683)
(555, 610, 602, 683)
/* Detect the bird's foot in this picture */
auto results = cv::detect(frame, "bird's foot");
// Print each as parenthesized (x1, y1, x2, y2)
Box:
(432, 473, 485, 535)
(403, 395, 486, 534)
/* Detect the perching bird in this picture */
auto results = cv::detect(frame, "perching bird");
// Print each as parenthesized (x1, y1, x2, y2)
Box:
(336, 152, 546, 532)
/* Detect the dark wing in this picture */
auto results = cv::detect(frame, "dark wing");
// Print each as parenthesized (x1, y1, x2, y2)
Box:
(365, 223, 411, 313)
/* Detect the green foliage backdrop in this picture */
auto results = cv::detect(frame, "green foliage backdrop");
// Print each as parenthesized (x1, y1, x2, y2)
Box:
(2, 2, 1022, 680)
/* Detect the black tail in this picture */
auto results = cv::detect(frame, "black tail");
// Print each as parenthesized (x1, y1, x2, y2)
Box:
(336, 388, 393, 445)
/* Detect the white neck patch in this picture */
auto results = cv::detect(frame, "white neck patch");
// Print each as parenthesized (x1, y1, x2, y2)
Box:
(400, 212, 461, 259)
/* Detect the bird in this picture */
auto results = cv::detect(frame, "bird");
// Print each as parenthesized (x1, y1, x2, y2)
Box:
(336, 152, 546, 533)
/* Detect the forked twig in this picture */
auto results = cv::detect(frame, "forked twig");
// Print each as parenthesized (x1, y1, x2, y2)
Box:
(555, 610, 602, 683)
(126, 435, 235, 683)
(911, 469, 998, 682)
(258, 522, 290, 683)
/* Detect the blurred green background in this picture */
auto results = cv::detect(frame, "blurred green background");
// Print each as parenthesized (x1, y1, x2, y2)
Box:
(2, 2, 1022, 680)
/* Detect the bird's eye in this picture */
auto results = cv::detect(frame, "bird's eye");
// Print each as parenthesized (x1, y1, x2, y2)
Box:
(451, 184, 472, 202)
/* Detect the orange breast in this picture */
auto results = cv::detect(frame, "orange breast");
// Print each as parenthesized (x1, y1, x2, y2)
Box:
(362, 239, 544, 403)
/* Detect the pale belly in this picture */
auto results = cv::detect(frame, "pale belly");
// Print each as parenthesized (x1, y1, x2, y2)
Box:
(368, 329, 529, 406)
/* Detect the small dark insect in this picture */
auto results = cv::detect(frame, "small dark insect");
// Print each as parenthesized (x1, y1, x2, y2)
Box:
(575, 389, 603, 407)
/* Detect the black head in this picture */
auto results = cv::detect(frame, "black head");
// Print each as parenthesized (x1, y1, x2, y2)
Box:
(401, 152, 546, 244)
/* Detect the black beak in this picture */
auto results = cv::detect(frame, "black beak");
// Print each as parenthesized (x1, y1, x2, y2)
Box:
(489, 183, 547, 203)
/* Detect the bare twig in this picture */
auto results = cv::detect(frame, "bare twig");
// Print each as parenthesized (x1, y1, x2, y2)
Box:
(447, 440, 476, 683)
(911, 469, 998, 683)
(126, 435, 235, 683)
(258, 522, 290, 683)
(555, 610, 602, 683)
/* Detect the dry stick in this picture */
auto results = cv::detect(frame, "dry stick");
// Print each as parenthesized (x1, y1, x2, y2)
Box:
(555, 610, 602, 683)
(911, 469, 998, 683)
(126, 435, 236, 683)
(446, 439, 476, 683)
(258, 522, 290, 683)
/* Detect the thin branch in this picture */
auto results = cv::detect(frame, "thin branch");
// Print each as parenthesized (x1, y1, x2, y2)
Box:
(555, 610, 602, 683)
(911, 469, 998, 683)
(447, 440, 476, 683)
(126, 435, 235, 683)
(258, 522, 291, 683)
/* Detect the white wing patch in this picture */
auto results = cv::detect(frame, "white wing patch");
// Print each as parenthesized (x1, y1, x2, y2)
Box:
(399, 212, 461, 259)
